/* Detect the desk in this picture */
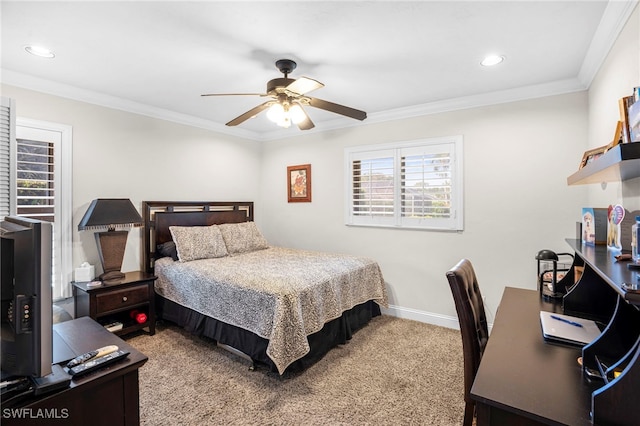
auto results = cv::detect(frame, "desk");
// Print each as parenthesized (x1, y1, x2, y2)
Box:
(471, 287, 599, 425)
(1, 317, 148, 426)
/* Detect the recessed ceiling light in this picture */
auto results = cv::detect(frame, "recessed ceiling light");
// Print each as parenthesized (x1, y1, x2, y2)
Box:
(481, 54, 504, 67)
(24, 45, 55, 58)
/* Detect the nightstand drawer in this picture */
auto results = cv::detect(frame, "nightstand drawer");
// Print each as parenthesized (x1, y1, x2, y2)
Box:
(96, 284, 149, 312)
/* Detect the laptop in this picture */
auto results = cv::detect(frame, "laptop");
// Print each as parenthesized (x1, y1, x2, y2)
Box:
(539, 311, 602, 346)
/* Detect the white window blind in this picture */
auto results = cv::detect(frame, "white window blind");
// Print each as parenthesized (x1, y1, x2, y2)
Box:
(16, 138, 55, 221)
(350, 149, 396, 227)
(0, 97, 16, 217)
(345, 136, 463, 231)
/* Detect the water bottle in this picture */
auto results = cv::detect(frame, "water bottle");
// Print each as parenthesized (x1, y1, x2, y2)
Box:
(633, 216, 640, 264)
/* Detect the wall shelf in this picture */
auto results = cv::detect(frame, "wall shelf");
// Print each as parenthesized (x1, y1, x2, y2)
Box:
(567, 142, 640, 185)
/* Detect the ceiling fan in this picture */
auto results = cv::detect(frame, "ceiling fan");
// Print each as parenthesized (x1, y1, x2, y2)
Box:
(201, 59, 367, 130)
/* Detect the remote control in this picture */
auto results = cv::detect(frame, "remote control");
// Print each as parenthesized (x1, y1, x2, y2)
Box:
(66, 345, 119, 369)
(67, 350, 130, 377)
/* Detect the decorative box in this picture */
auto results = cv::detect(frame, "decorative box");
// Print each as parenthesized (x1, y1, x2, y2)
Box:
(74, 262, 95, 282)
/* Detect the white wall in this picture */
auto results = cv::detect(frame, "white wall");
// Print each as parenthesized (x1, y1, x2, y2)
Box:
(0, 84, 262, 275)
(587, 5, 640, 211)
(259, 92, 588, 325)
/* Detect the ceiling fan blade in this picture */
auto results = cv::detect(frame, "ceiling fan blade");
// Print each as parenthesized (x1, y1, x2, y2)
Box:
(201, 93, 266, 97)
(308, 97, 367, 121)
(285, 77, 324, 96)
(226, 102, 271, 126)
(296, 106, 315, 130)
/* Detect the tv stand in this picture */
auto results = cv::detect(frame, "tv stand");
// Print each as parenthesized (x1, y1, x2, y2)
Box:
(31, 364, 71, 396)
(1, 317, 148, 426)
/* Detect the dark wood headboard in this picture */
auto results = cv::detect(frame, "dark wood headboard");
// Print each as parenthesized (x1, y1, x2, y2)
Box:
(142, 201, 254, 273)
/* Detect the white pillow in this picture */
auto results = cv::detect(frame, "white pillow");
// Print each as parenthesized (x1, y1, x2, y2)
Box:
(218, 222, 269, 255)
(169, 225, 228, 262)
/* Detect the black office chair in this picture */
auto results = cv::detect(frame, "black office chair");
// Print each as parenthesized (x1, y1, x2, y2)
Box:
(446, 259, 489, 426)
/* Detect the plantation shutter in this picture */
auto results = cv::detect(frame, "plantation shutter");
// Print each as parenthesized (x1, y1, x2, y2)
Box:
(348, 149, 395, 226)
(399, 142, 456, 229)
(345, 136, 463, 231)
(16, 138, 55, 221)
(0, 97, 16, 217)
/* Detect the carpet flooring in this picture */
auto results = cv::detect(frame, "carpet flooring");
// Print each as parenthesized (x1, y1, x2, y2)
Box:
(127, 315, 465, 425)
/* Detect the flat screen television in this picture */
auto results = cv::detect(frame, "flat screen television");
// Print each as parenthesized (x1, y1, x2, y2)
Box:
(1, 216, 53, 380)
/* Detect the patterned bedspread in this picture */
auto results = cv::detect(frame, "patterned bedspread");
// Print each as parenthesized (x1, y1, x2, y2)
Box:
(154, 246, 388, 373)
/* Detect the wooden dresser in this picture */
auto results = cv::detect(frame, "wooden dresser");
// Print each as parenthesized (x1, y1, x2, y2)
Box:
(1, 317, 148, 426)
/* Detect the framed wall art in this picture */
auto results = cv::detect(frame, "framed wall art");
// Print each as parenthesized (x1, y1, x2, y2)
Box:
(287, 164, 311, 202)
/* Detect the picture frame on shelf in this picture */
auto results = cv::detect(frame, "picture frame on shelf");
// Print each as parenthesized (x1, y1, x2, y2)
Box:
(626, 96, 640, 142)
(618, 96, 633, 143)
(287, 164, 311, 203)
(604, 121, 622, 152)
(579, 146, 607, 169)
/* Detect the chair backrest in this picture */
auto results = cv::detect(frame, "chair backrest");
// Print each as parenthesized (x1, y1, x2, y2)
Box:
(446, 259, 489, 403)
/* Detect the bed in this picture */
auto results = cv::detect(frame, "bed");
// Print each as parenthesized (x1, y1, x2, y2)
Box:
(142, 201, 388, 374)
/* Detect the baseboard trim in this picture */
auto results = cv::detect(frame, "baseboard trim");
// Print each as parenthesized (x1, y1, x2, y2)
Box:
(381, 304, 493, 332)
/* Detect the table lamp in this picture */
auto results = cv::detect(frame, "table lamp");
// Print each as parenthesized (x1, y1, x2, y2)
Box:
(78, 199, 143, 282)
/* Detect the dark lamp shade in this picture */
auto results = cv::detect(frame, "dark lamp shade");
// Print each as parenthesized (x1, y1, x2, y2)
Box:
(78, 198, 142, 282)
(535, 249, 559, 261)
(78, 199, 143, 231)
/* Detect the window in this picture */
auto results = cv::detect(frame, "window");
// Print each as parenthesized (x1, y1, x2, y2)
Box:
(13, 117, 73, 301)
(16, 138, 55, 219)
(345, 136, 463, 231)
(15, 120, 73, 300)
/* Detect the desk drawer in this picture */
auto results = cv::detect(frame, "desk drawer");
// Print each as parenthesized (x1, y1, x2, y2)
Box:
(96, 284, 149, 313)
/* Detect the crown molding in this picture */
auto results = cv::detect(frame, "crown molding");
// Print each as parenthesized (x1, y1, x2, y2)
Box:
(252, 78, 589, 141)
(0, 69, 589, 142)
(0, 69, 261, 141)
(368, 78, 587, 122)
(578, 0, 638, 87)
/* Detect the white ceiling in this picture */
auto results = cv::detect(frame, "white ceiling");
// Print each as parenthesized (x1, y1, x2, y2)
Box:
(1, 1, 637, 141)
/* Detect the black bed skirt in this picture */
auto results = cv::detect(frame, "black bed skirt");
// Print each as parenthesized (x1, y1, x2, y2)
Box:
(155, 295, 381, 374)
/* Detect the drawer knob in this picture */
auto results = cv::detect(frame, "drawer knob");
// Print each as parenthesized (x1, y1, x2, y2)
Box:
(122, 296, 128, 302)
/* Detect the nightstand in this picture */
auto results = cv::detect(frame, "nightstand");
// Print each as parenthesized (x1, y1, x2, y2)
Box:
(73, 271, 157, 336)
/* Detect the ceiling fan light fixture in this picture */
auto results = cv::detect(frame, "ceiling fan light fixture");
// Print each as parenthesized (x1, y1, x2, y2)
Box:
(279, 117, 292, 128)
(267, 103, 293, 128)
(267, 102, 285, 122)
(267, 102, 306, 128)
(290, 104, 306, 124)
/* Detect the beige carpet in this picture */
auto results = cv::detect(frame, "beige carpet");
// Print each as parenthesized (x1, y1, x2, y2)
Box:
(127, 315, 465, 425)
